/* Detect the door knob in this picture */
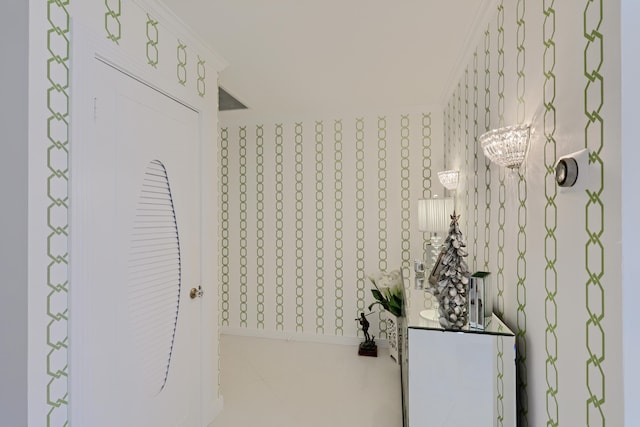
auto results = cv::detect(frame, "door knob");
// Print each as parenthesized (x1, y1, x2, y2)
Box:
(190, 285, 204, 299)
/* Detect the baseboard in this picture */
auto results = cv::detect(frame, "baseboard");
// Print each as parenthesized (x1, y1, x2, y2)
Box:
(220, 327, 390, 348)
(204, 396, 223, 427)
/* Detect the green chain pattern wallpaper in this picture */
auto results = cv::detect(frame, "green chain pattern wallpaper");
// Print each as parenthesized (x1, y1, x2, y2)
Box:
(483, 25, 492, 274)
(420, 113, 433, 308)
(220, 112, 440, 339)
(377, 117, 389, 336)
(439, 1, 621, 426)
(355, 118, 366, 323)
(584, 0, 606, 425)
(543, 2, 559, 425)
(472, 53, 479, 272)
(399, 115, 412, 306)
(146, 14, 159, 68)
(314, 122, 325, 334)
(220, 128, 230, 327)
(294, 123, 305, 332)
(333, 120, 345, 335)
(496, 4, 507, 426)
(105, 0, 121, 44)
(515, 1, 529, 426)
(464, 70, 470, 243)
(421, 114, 433, 207)
(496, 0, 506, 320)
(445, 102, 450, 167)
(256, 125, 266, 329)
(176, 40, 187, 86)
(239, 127, 248, 327)
(46, 0, 70, 425)
(196, 56, 206, 97)
(102, 1, 208, 99)
(274, 124, 285, 331)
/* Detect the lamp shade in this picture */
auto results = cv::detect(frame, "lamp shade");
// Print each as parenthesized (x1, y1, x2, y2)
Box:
(417, 197, 454, 233)
(479, 124, 530, 169)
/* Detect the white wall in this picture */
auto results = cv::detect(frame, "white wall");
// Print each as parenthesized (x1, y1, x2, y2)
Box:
(220, 109, 445, 342)
(0, 1, 29, 424)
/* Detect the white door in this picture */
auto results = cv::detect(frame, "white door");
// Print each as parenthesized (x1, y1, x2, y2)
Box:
(72, 58, 202, 426)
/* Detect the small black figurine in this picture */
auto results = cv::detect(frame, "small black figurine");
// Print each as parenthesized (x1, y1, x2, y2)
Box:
(358, 312, 371, 342)
(355, 312, 377, 357)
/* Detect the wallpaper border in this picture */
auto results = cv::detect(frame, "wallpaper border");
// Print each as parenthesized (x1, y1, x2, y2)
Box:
(542, 2, 559, 425)
(46, 0, 71, 424)
(583, 0, 606, 425)
(515, 1, 529, 425)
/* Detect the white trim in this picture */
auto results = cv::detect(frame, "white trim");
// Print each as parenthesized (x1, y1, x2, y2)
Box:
(68, 24, 96, 426)
(219, 107, 442, 129)
(621, 1, 640, 425)
(80, 23, 212, 111)
(220, 327, 391, 349)
(438, 0, 499, 107)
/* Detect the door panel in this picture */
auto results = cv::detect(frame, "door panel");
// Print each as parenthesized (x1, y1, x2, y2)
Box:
(77, 59, 201, 427)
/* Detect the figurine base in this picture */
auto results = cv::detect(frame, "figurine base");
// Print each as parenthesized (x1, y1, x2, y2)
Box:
(358, 341, 378, 357)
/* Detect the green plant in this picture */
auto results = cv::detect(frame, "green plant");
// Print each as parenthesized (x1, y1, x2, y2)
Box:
(367, 270, 404, 318)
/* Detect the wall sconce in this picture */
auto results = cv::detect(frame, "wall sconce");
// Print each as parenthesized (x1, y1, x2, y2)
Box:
(437, 170, 459, 191)
(479, 124, 531, 169)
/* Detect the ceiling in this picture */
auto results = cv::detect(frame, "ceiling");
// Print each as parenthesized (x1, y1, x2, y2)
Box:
(160, 0, 494, 117)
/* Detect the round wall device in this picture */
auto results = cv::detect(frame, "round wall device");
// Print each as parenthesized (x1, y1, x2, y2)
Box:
(555, 157, 579, 187)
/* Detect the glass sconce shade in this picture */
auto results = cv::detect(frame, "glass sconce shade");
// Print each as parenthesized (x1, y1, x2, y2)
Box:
(437, 170, 459, 190)
(417, 197, 454, 234)
(479, 124, 530, 169)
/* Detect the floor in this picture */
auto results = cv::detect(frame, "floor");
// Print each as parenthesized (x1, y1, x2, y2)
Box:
(210, 334, 403, 427)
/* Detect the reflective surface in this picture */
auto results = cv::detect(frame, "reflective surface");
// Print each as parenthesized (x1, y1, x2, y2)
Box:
(402, 288, 516, 427)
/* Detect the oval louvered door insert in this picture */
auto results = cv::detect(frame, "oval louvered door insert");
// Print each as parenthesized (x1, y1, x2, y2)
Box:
(128, 160, 181, 396)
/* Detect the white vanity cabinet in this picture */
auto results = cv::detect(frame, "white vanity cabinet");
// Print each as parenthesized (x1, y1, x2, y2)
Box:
(400, 297, 516, 427)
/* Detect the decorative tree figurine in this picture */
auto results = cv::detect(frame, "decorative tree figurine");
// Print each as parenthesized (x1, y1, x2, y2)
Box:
(435, 211, 470, 329)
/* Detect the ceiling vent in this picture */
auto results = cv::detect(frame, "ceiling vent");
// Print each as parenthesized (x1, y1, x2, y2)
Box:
(218, 87, 247, 111)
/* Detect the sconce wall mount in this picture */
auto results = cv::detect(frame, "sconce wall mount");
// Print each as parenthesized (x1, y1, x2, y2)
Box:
(556, 148, 590, 191)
